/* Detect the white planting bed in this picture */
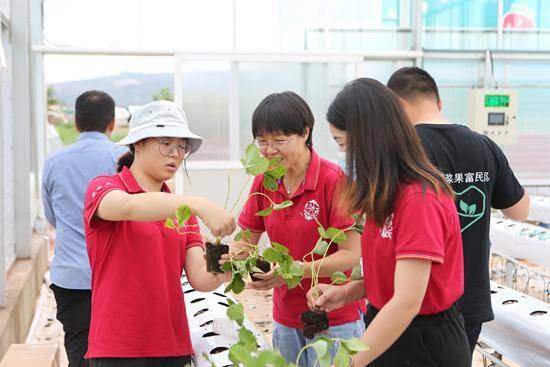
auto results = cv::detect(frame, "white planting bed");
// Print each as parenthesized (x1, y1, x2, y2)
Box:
(481, 282, 550, 367)
(182, 275, 270, 367)
(529, 195, 550, 225)
(490, 217, 550, 267)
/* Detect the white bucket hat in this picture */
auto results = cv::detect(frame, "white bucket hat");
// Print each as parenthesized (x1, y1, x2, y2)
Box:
(117, 100, 203, 155)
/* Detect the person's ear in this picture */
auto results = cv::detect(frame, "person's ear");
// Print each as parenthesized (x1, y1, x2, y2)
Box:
(437, 99, 443, 111)
(105, 118, 116, 137)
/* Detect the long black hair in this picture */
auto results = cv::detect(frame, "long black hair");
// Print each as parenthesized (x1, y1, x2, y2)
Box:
(326, 78, 452, 226)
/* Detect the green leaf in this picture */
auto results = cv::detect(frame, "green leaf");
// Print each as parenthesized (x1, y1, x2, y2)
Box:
(226, 302, 244, 326)
(468, 204, 477, 215)
(272, 242, 289, 255)
(225, 273, 246, 294)
(317, 226, 326, 238)
(351, 263, 363, 281)
(164, 217, 177, 229)
(284, 275, 302, 289)
(263, 174, 278, 192)
(244, 143, 261, 163)
(235, 229, 251, 243)
(239, 327, 258, 352)
(310, 339, 329, 360)
(325, 227, 347, 244)
(175, 205, 191, 225)
(334, 346, 351, 367)
(341, 337, 369, 353)
(273, 200, 293, 210)
(266, 165, 286, 179)
(221, 261, 232, 272)
(289, 261, 305, 277)
(318, 349, 332, 367)
(313, 239, 329, 256)
(255, 206, 273, 216)
(262, 247, 282, 263)
(331, 271, 349, 285)
(459, 200, 469, 214)
(228, 344, 250, 364)
(351, 214, 364, 235)
(246, 156, 270, 176)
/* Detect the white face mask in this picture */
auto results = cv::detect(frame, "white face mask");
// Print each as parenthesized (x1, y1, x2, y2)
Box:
(336, 151, 347, 172)
(337, 150, 356, 180)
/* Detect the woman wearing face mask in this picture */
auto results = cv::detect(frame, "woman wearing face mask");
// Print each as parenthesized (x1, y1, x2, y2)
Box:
(307, 79, 470, 366)
(83, 101, 235, 367)
(235, 91, 365, 367)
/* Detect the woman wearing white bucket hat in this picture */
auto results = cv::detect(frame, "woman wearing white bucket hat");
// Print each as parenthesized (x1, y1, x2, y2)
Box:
(82, 101, 235, 367)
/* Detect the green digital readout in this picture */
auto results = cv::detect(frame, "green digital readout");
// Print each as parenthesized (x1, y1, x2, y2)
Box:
(485, 94, 510, 107)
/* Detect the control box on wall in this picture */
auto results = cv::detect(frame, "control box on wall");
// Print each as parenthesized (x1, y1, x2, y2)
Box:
(468, 88, 518, 145)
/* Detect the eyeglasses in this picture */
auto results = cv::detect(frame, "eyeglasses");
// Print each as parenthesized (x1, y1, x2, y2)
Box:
(157, 139, 190, 159)
(254, 137, 294, 150)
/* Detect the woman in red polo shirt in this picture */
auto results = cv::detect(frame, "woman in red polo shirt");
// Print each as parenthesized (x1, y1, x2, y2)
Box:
(83, 101, 235, 367)
(236, 91, 365, 367)
(307, 78, 471, 366)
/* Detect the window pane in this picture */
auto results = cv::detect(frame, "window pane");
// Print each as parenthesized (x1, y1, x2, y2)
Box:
(238, 62, 356, 160)
(181, 62, 230, 161)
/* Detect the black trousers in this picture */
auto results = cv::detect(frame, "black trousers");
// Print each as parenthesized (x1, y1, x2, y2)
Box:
(90, 356, 192, 367)
(463, 317, 483, 355)
(50, 284, 92, 367)
(364, 303, 471, 367)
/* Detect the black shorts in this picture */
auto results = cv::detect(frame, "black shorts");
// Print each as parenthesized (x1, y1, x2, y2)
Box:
(364, 303, 471, 367)
(89, 356, 192, 367)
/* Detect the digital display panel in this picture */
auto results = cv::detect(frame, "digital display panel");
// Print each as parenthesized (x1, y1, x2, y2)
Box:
(485, 95, 510, 107)
(488, 112, 505, 126)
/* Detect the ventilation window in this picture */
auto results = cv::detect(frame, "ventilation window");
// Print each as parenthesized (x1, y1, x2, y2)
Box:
(218, 302, 229, 307)
(502, 299, 518, 305)
(530, 310, 548, 316)
(213, 292, 227, 298)
(191, 297, 206, 304)
(184, 289, 195, 294)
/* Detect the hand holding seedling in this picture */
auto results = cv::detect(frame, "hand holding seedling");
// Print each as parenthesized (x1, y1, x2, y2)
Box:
(193, 197, 236, 237)
(306, 283, 348, 312)
(246, 268, 285, 290)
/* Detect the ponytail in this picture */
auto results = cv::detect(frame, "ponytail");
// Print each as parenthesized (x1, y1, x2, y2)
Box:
(117, 145, 135, 172)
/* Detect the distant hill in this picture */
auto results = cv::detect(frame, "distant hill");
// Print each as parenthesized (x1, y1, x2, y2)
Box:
(50, 72, 175, 108)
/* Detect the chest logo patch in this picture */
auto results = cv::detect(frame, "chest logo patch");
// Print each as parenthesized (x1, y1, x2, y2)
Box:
(303, 199, 320, 221)
(381, 213, 394, 239)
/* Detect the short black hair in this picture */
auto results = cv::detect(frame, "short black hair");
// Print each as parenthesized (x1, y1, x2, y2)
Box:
(252, 91, 314, 147)
(387, 67, 440, 103)
(75, 90, 115, 132)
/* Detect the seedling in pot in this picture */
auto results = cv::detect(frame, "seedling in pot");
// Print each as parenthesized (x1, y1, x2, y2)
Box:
(299, 214, 364, 337)
(165, 143, 292, 275)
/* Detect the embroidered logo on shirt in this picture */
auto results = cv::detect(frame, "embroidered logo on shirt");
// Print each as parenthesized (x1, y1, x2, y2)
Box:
(381, 213, 394, 239)
(303, 199, 320, 221)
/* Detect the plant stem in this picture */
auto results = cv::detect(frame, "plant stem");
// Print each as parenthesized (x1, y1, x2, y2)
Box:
(223, 168, 243, 210)
(230, 175, 252, 214)
(295, 344, 311, 366)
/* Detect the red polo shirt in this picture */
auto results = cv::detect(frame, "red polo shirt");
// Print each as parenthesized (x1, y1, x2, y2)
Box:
(83, 166, 202, 358)
(238, 149, 364, 328)
(361, 182, 464, 315)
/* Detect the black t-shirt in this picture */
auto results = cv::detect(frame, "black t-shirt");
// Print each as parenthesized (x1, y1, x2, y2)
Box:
(416, 123, 524, 323)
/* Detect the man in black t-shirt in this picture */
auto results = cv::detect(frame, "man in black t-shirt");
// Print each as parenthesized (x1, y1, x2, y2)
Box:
(387, 67, 530, 356)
